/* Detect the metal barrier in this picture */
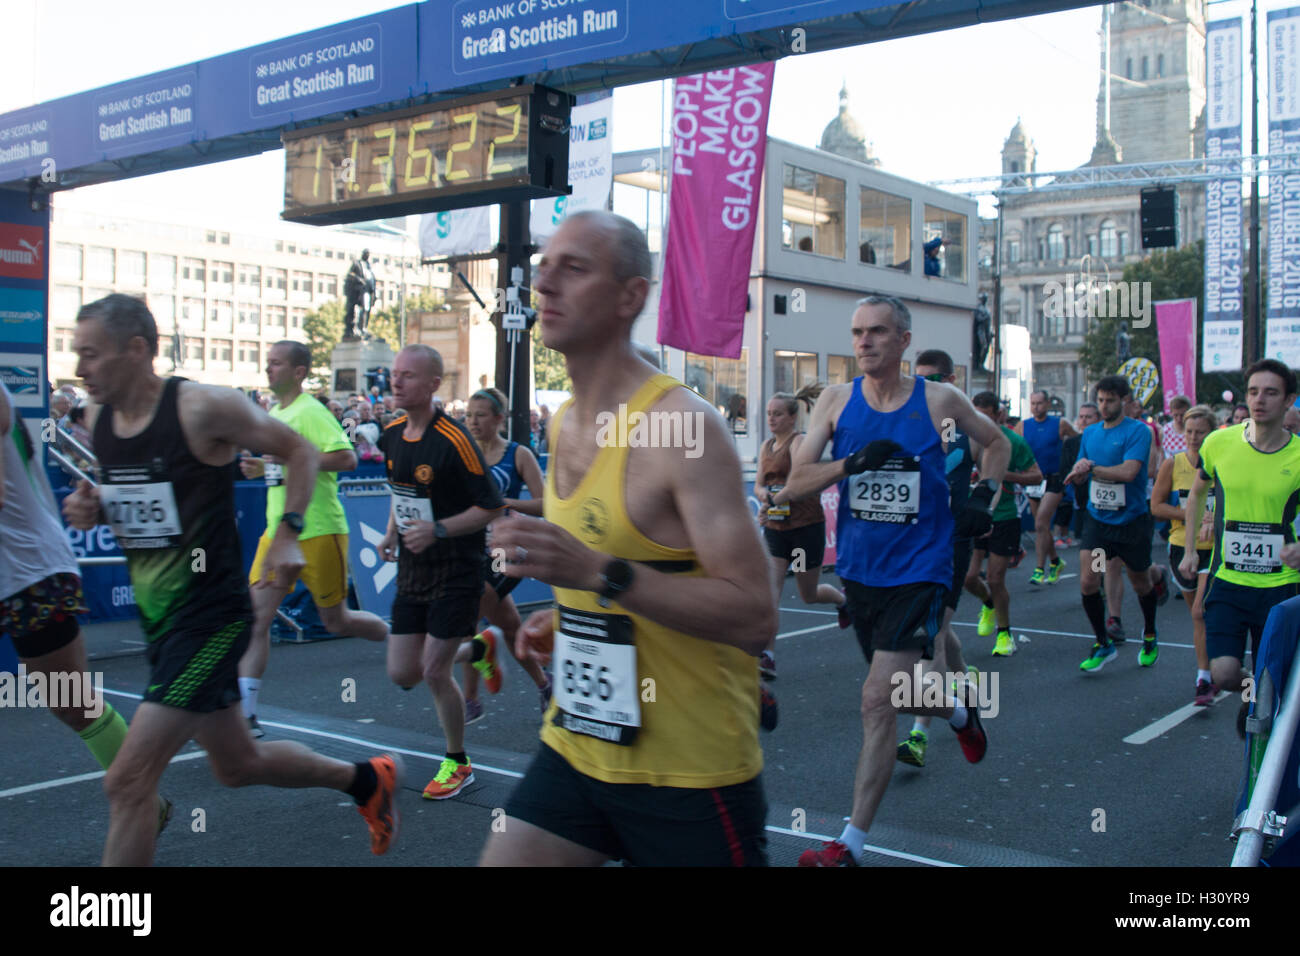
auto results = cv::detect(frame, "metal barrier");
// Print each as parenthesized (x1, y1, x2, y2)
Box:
(1231, 657, 1300, 866)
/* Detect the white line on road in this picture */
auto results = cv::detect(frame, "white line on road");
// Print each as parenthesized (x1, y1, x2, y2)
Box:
(951, 621, 1194, 650)
(765, 826, 960, 867)
(97, 688, 526, 781)
(1122, 693, 1234, 745)
(0, 750, 207, 799)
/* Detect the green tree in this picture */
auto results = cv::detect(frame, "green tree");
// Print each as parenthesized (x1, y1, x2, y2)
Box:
(1078, 240, 1242, 409)
(531, 322, 571, 392)
(302, 299, 344, 378)
(371, 289, 448, 347)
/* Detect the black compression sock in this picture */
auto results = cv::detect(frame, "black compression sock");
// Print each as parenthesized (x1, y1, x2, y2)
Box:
(469, 638, 486, 663)
(447, 751, 468, 766)
(1139, 588, 1158, 635)
(347, 761, 379, 805)
(983, 598, 995, 609)
(1082, 591, 1108, 642)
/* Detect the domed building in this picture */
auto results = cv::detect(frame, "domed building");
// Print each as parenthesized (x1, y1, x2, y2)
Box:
(818, 83, 881, 168)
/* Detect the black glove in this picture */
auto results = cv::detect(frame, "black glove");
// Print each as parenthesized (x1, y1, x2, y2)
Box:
(955, 481, 996, 539)
(844, 439, 903, 475)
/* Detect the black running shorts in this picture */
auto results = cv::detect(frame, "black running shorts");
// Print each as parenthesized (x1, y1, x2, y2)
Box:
(973, 518, 1022, 558)
(144, 618, 251, 713)
(505, 743, 768, 866)
(947, 537, 973, 611)
(1079, 512, 1153, 573)
(841, 579, 947, 663)
(762, 522, 825, 568)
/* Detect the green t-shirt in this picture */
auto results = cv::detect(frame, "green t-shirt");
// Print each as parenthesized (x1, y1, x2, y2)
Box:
(1198, 424, 1300, 588)
(264, 393, 353, 540)
(993, 425, 1038, 522)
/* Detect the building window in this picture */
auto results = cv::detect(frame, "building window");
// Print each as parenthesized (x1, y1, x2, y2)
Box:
(265, 305, 287, 330)
(182, 257, 205, 285)
(239, 304, 260, 327)
(1157, 53, 1164, 77)
(685, 349, 749, 434)
(238, 341, 259, 365)
(1008, 161, 1020, 174)
(1007, 239, 1020, 264)
(290, 308, 305, 329)
(1141, 56, 1149, 80)
(182, 297, 205, 325)
(1099, 220, 1118, 257)
(210, 300, 233, 329)
(1046, 224, 1065, 260)
(781, 164, 846, 259)
(210, 261, 234, 286)
(151, 254, 176, 289)
(238, 264, 261, 291)
(53, 285, 82, 320)
(858, 187, 912, 270)
(87, 247, 115, 283)
(118, 250, 146, 289)
(209, 339, 233, 365)
(827, 354, 855, 385)
(54, 243, 82, 280)
(265, 268, 287, 297)
(922, 206, 967, 280)
(317, 275, 338, 297)
(1118, 231, 1130, 256)
(1126, 58, 1133, 80)
(185, 340, 204, 364)
(291, 270, 312, 294)
(773, 350, 818, 395)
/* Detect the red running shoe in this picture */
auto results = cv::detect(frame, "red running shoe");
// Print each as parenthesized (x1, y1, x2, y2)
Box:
(953, 698, 988, 763)
(798, 840, 857, 867)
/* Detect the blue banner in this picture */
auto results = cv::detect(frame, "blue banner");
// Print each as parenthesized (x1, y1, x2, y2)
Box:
(1267, 7, 1300, 365)
(0, 1, 911, 188)
(1204, 17, 1245, 372)
(341, 480, 398, 618)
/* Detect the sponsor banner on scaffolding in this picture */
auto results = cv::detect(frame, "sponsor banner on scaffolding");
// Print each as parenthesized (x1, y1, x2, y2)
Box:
(418, 206, 492, 258)
(658, 63, 775, 358)
(1204, 17, 1245, 371)
(530, 92, 613, 242)
(1268, 7, 1300, 365)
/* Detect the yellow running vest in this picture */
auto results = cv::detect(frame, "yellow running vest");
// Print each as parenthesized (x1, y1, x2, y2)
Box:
(1168, 452, 1213, 551)
(539, 373, 763, 787)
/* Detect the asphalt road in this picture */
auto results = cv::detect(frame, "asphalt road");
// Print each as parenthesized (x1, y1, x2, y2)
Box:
(0, 539, 1248, 868)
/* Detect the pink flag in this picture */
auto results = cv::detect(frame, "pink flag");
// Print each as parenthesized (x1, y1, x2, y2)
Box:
(657, 63, 776, 358)
(1155, 298, 1197, 411)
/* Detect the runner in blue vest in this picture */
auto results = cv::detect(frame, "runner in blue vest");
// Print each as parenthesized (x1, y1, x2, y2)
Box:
(1017, 390, 1077, 585)
(780, 296, 1010, 867)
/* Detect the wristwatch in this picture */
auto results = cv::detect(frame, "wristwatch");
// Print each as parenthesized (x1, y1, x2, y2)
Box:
(280, 511, 304, 534)
(434, 521, 449, 539)
(597, 558, 635, 608)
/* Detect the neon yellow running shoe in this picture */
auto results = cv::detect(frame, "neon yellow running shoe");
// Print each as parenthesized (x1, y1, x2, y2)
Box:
(1045, 557, 1065, 584)
(977, 604, 997, 637)
(992, 631, 1016, 657)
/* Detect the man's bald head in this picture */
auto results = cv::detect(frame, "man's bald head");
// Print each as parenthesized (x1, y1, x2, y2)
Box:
(563, 210, 652, 281)
(398, 344, 444, 378)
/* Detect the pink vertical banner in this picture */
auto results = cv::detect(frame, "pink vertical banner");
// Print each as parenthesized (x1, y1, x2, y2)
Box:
(1155, 298, 1198, 410)
(657, 63, 776, 358)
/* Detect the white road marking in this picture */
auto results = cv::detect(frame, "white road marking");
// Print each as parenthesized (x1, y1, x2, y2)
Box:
(765, 825, 961, 867)
(1122, 692, 1233, 745)
(776, 623, 838, 640)
(97, 688, 526, 780)
(0, 750, 207, 799)
(951, 621, 1194, 650)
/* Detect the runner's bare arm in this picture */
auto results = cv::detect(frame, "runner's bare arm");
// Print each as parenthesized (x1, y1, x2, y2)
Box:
(1182, 469, 1211, 543)
(785, 384, 850, 501)
(1061, 418, 1079, 439)
(770, 435, 808, 506)
(506, 444, 545, 516)
(1091, 458, 1142, 484)
(942, 387, 1010, 485)
(320, 449, 357, 472)
(1149, 458, 1182, 522)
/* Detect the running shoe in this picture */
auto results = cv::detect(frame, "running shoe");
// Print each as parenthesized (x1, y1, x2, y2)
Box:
(1046, 557, 1065, 584)
(248, 715, 265, 739)
(1105, 616, 1126, 644)
(423, 757, 474, 800)
(1138, 636, 1159, 667)
(358, 753, 403, 855)
(759, 650, 776, 681)
(837, 603, 851, 630)
(157, 797, 173, 837)
(472, 626, 503, 694)
(1152, 567, 1171, 606)
(953, 691, 987, 763)
(540, 676, 553, 713)
(797, 840, 858, 867)
(1029, 567, 1045, 586)
(760, 684, 779, 732)
(464, 697, 485, 725)
(1054, 537, 1071, 550)
(1008, 547, 1027, 569)
(977, 604, 997, 637)
(896, 729, 928, 767)
(1080, 641, 1117, 673)
(992, 631, 1016, 657)
(1194, 679, 1217, 707)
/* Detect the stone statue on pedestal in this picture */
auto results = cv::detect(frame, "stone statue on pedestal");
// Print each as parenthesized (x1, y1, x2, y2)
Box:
(972, 292, 993, 372)
(1115, 321, 1132, 364)
(343, 249, 376, 340)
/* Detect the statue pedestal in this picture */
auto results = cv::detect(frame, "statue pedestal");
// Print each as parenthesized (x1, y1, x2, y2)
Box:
(330, 338, 395, 399)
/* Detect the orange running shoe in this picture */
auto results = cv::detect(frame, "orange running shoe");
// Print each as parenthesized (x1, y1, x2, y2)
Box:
(472, 626, 504, 694)
(357, 753, 403, 855)
(423, 757, 475, 800)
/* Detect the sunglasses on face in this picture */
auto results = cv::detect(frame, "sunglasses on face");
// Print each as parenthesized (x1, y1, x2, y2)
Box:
(923, 373, 946, 382)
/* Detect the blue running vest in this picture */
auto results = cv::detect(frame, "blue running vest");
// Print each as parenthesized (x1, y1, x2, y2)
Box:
(1022, 415, 1063, 475)
(489, 440, 523, 499)
(833, 377, 953, 588)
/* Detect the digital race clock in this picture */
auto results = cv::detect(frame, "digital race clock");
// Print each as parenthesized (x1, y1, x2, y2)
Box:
(281, 85, 572, 225)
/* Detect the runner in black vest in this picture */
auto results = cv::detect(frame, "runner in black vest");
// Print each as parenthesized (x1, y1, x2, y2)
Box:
(63, 295, 401, 865)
